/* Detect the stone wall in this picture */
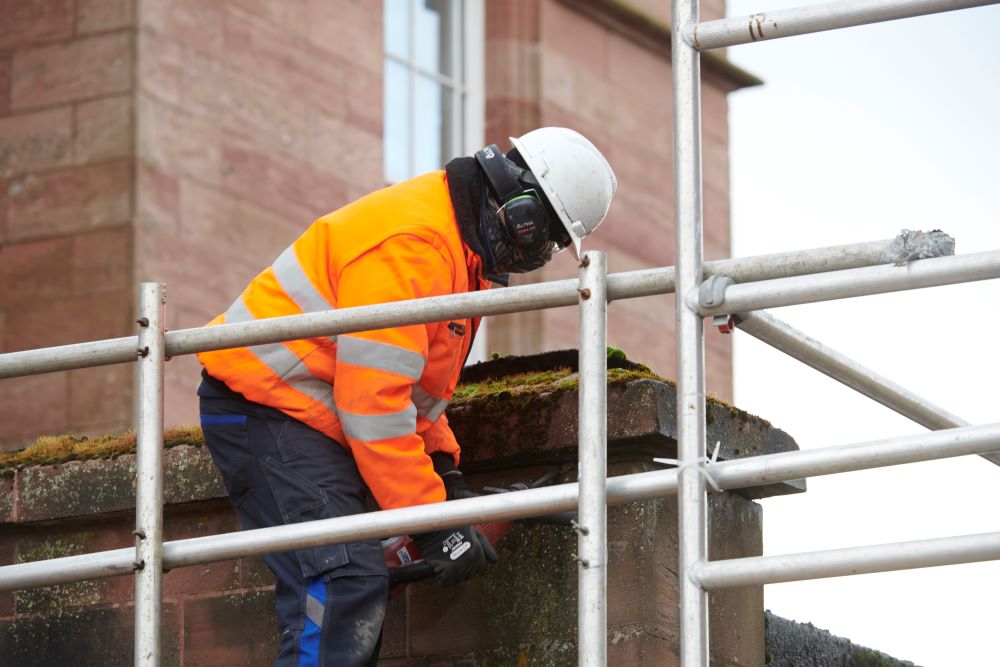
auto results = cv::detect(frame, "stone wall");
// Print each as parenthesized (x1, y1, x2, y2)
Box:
(0, 0, 758, 449)
(483, 0, 754, 399)
(133, 0, 385, 431)
(0, 0, 136, 447)
(0, 371, 799, 664)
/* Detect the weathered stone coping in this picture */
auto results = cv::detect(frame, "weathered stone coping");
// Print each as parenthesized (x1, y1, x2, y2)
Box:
(448, 375, 805, 499)
(0, 372, 802, 526)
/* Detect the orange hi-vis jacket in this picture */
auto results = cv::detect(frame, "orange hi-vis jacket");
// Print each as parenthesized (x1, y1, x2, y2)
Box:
(198, 171, 489, 511)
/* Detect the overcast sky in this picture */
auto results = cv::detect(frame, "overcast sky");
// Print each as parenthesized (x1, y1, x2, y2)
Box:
(726, 2, 1000, 665)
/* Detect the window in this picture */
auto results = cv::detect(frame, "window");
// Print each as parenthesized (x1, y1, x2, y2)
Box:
(384, 0, 484, 183)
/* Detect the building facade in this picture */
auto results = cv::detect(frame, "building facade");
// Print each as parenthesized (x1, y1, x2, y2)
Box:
(0, 0, 758, 449)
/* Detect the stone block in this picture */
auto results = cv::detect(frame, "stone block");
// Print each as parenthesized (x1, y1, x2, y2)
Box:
(163, 354, 204, 429)
(68, 363, 133, 432)
(542, 1, 609, 76)
(177, 178, 300, 268)
(221, 7, 348, 114)
(0, 474, 13, 523)
(306, 110, 382, 192)
(0, 602, 181, 666)
(221, 135, 349, 222)
(303, 0, 382, 74)
(77, 0, 135, 34)
(7, 159, 132, 241)
(183, 590, 278, 666)
(343, 59, 383, 137)
(71, 224, 133, 296)
(0, 55, 9, 114)
(379, 591, 407, 659)
(16, 455, 137, 522)
(163, 560, 240, 600)
(74, 94, 132, 164)
(448, 376, 802, 498)
(137, 29, 182, 106)
(162, 445, 227, 505)
(11, 32, 132, 110)
(0, 0, 74, 50)
(401, 462, 760, 665)
(139, 0, 224, 55)
(13, 524, 133, 613)
(238, 554, 273, 590)
(11, 445, 226, 523)
(137, 94, 222, 186)
(0, 106, 74, 178)
(0, 373, 69, 448)
(3, 289, 132, 352)
(0, 236, 73, 308)
(133, 229, 259, 324)
(135, 161, 180, 234)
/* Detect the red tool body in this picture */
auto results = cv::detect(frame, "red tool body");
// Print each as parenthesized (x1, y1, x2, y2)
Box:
(382, 467, 571, 594)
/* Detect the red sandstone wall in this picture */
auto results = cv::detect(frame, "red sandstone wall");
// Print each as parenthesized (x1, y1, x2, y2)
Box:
(484, 0, 736, 400)
(0, 0, 742, 449)
(133, 0, 385, 432)
(0, 0, 136, 448)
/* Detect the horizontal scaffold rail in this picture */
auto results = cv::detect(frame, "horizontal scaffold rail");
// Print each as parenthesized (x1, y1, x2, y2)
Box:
(735, 311, 1000, 467)
(684, 0, 999, 50)
(692, 531, 1000, 589)
(3, 422, 999, 593)
(692, 250, 1000, 316)
(0, 238, 913, 380)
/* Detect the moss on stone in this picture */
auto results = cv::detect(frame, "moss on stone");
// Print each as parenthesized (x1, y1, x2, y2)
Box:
(0, 350, 763, 472)
(0, 426, 204, 471)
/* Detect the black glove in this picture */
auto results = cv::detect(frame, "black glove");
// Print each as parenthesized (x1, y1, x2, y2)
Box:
(413, 525, 499, 587)
(430, 452, 477, 500)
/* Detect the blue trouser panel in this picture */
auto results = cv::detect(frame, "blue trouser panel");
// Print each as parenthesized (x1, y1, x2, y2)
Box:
(198, 378, 389, 667)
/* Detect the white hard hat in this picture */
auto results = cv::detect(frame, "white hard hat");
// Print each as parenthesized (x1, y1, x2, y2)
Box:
(509, 127, 617, 258)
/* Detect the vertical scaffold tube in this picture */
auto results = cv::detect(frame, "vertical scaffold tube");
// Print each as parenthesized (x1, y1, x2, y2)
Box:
(135, 283, 166, 666)
(578, 251, 608, 666)
(672, 0, 710, 664)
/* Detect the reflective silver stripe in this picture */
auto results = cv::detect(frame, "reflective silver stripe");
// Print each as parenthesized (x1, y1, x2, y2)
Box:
(338, 335, 425, 381)
(273, 245, 331, 314)
(305, 593, 325, 628)
(412, 385, 449, 422)
(339, 404, 417, 442)
(224, 298, 338, 415)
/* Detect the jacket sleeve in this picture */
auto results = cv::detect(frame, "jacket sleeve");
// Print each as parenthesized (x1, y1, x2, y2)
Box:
(333, 234, 458, 510)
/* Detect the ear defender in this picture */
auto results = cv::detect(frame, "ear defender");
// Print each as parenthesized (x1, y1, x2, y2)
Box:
(475, 144, 551, 255)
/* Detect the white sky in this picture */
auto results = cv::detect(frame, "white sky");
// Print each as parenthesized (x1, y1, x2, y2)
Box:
(727, 2, 1000, 665)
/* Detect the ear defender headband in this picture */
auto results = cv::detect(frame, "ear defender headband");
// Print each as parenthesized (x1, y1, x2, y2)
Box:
(475, 144, 550, 255)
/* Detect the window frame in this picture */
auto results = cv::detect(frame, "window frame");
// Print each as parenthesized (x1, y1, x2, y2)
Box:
(383, 0, 484, 182)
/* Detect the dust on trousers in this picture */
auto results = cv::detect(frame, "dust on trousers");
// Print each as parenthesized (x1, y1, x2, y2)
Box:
(198, 373, 389, 667)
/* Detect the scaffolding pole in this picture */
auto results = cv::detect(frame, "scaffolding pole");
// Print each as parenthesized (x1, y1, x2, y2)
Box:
(0, 237, 938, 380)
(134, 283, 166, 667)
(693, 250, 1000, 316)
(735, 310, 1000, 467)
(672, 0, 710, 662)
(578, 251, 609, 665)
(693, 531, 1000, 589)
(684, 0, 999, 50)
(4, 421, 999, 592)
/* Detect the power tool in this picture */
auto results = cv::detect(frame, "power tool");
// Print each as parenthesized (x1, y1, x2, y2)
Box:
(382, 467, 573, 593)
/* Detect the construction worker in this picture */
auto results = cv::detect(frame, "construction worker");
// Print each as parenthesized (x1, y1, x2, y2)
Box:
(196, 127, 617, 666)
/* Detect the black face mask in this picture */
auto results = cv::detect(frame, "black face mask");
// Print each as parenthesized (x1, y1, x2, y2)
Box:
(478, 190, 557, 277)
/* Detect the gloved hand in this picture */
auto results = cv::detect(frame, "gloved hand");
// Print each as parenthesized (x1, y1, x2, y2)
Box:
(413, 525, 499, 587)
(430, 452, 478, 500)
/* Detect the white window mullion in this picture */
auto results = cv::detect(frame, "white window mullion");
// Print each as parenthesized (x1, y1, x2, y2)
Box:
(408, 0, 418, 179)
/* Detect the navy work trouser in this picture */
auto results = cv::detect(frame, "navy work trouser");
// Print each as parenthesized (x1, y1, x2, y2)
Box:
(198, 375, 388, 667)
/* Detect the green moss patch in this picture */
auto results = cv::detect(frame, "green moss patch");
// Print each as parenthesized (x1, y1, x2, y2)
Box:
(0, 426, 204, 472)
